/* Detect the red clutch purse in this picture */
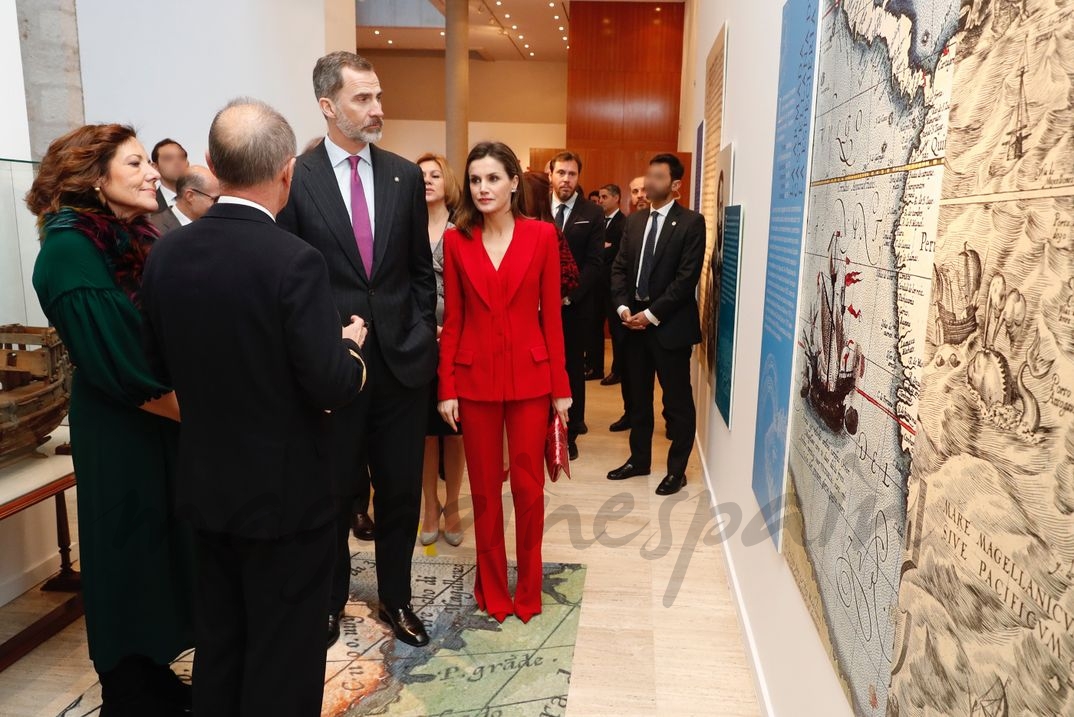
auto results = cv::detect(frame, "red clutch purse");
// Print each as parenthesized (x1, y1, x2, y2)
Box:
(545, 412, 571, 482)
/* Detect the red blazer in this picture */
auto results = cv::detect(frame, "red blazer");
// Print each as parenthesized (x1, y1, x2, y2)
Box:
(438, 217, 570, 402)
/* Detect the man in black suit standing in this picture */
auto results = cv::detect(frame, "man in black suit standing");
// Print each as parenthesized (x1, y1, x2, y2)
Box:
(549, 151, 604, 460)
(590, 183, 626, 386)
(608, 154, 705, 496)
(277, 52, 436, 649)
(141, 98, 368, 717)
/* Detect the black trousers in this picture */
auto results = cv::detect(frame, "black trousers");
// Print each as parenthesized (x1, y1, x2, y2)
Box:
(624, 324, 696, 477)
(330, 334, 428, 613)
(191, 521, 334, 717)
(562, 302, 588, 440)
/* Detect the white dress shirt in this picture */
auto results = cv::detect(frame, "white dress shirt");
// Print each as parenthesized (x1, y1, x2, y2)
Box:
(218, 196, 275, 220)
(617, 201, 675, 326)
(324, 135, 376, 237)
(551, 191, 578, 227)
(159, 183, 177, 207)
(171, 204, 193, 226)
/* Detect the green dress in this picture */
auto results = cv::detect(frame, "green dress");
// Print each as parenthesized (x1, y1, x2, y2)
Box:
(32, 223, 194, 673)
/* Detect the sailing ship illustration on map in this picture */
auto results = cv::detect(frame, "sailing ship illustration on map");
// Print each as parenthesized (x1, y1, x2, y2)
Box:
(800, 229, 864, 434)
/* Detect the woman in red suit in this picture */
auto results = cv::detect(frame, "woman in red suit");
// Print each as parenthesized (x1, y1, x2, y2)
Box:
(438, 142, 571, 623)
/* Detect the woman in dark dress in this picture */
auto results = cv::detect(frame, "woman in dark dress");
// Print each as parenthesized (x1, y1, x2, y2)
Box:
(416, 152, 466, 547)
(26, 124, 194, 716)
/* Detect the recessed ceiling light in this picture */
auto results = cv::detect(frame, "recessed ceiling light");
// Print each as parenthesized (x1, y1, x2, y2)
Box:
(495, 1, 501, 4)
(562, 36, 567, 41)
(387, 39, 393, 44)
(554, 15, 560, 20)
(504, 13, 510, 18)
(511, 24, 517, 29)
(558, 26, 564, 30)
(529, 51, 535, 56)
(373, 30, 380, 35)
(549, 1, 554, 5)
(524, 43, 530, 48)
(655, 6, 662, 10)
(439, 30, 445, 36)
(518, 34, 524, 39)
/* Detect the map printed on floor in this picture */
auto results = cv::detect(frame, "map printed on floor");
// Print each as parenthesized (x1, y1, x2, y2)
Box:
(57, 554, 586, 717)
(889, 1, 1074, 714)
(780, 0, 959, 713)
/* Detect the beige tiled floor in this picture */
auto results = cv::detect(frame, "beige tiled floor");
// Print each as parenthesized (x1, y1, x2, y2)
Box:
(0, 364, 760, 716)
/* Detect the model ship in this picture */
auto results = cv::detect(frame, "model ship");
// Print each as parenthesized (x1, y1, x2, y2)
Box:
(800, 231, 864, 434)
(933, 242, 982, 345)
(0, 325, 71, 462)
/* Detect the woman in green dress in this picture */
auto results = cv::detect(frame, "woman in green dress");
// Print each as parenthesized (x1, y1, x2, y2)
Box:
(26, 124, 194, 716)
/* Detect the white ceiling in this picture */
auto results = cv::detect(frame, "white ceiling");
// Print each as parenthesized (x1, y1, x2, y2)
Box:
(355, 0, 683, 63)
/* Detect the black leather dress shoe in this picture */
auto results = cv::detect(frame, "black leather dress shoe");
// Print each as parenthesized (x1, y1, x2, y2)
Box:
(378, 604, 430, 647)
(607, 462, 650, 480)
(327, 610, 343, 650)
(655, 474, 687, 495)
(599, 372, 621, 386)
(568, 442, 579, 461)
(352, 512, 375, 541)
(575, 421, 588, 435)
(609, 415, 630, 432)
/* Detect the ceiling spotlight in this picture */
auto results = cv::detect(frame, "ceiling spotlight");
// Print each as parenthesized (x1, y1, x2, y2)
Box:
(511, 24, 517, 29)
(518, 34, 524, 39)
(387, 39, 393, 44)
(554, 15, 560, 19)
(655, 6, 662, 10)
(495, 1, 501, 4)
(529, 51, 535, 56)
(373, 30, 380, 35)
(504, 13, 510, 18)
(524, 43, 529, 48)
(439, 30, 445, 36)
(558, 25, 564, 30)
(549, 1, 554, 5)
(562, 36, 567, 41)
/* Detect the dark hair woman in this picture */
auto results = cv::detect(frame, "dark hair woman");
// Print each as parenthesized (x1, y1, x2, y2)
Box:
(437, 141, 571, 623)
(26, 124, 194, 716)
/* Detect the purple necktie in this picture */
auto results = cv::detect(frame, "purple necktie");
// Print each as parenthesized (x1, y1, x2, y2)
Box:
(348, 155, 374, 274)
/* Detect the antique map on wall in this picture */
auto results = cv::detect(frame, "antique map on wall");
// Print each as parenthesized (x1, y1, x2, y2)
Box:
(698, 23, 727, 382)
(888, 1, 1074, 714)
(780, 0, 959, 713)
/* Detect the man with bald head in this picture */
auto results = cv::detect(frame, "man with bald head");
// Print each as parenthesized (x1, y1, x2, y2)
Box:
(142, 97, 368, 716)
(149, 165, 220, 234)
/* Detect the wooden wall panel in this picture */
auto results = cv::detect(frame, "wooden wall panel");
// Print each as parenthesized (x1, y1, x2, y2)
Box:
(566, 2, 685, 150)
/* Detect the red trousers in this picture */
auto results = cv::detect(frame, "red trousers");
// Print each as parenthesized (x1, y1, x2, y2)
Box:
(459, 396, 549, 621)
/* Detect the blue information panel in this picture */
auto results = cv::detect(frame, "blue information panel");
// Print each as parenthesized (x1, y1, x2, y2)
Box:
(750, 0, 818, 547)
(715, 205, 741, 427)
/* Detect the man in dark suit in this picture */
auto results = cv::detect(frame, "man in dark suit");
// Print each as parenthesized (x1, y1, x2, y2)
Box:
(548, 151, 604, 460)
(590, 183, 627, 386)
(141, 99, 368, 717)
(150, 138, 189, 212)
(148, 165, 219, 235)
(277, 52, 436, 649)
(608, 153, 705, 496)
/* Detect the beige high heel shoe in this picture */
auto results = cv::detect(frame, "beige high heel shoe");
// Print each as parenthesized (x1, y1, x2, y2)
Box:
(420, 506, 440, 546)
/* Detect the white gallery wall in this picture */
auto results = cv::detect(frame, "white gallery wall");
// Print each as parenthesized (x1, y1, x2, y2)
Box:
(75, 0, 335, 168)
(679, 0, 852, 715)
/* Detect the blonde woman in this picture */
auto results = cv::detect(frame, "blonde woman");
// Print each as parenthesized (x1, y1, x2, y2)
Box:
(417, 152, 466, 546)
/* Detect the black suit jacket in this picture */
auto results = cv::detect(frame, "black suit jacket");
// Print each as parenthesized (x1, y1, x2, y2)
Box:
(154, 186, 169, 213)
(611, 201, 706, 350)
(603, 210, 626, 265)
(277, 141, 436, 388)
(141, 203, 366, 539)
(148, 206, 181, 236)
(557, 196, 605, 308)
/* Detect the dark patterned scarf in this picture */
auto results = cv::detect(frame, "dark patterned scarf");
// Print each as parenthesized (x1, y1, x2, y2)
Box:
(42, 207, 160, 308)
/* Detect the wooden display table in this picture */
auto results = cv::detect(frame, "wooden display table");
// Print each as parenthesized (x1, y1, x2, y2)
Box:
(0, 427, 81, 672)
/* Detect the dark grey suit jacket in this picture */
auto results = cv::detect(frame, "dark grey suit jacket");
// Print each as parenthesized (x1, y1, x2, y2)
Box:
(149, 206, 181, 236)
(277, 141, 436, 388)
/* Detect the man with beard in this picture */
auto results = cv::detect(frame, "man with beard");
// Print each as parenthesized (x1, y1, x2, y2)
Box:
(548, 151, 604, 460)
(608, 154, 705, 497)
(277, 52, 436, 649)
(628, 175, 650, 213)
